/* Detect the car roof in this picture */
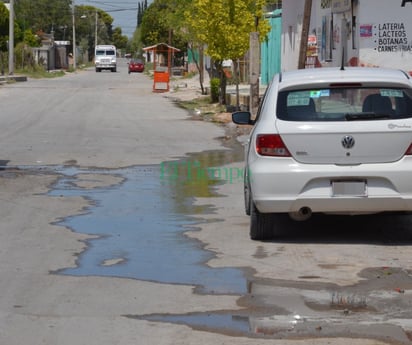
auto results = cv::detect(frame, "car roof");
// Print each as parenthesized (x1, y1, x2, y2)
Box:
(277, 67, 412, 91)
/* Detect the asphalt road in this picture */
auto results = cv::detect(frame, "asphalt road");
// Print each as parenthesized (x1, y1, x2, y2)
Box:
(0, 60, 412, 344)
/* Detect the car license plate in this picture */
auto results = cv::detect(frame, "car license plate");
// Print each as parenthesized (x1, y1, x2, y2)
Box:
(332, 180, 367, 197)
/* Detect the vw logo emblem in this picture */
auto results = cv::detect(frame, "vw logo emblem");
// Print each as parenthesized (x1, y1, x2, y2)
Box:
(341, 135, 355, 149)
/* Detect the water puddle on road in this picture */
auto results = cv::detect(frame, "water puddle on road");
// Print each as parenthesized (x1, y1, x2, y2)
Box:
(137, 312, 251, 336)
(50, 149, 247, 295)
(38, 148, 412, 342)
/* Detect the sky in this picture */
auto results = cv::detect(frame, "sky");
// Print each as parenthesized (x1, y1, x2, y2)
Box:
(77, 0, 148, 37)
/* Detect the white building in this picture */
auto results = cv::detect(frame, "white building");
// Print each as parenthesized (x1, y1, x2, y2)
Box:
(282, 0, 412, 75)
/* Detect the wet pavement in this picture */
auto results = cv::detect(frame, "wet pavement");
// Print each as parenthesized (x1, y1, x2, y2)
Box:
(50, 149, 247, 295)
(38, 144, 412, 343)
(130, 267, 412, 343)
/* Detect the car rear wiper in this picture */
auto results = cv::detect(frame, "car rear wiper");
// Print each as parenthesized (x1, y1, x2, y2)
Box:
(345, 112, 392, 121)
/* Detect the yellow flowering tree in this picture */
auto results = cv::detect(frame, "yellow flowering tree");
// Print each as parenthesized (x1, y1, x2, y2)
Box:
(185, 0, 270, 104)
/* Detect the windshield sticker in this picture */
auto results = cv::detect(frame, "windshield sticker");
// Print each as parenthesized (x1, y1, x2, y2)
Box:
(309, 90, 330, 98)
(381, 89, 403, 97)
(287, 92, 311, 106)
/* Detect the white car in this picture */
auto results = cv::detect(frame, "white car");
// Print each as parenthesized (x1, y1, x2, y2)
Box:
(232, 67, 412, 240)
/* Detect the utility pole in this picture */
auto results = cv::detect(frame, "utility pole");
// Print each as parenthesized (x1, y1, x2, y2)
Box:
(249, 31, 260, 116)
(298, 0, 312, 69)
(94, 9, 98, 48)
(72, 0, 77, 69)
(8, 0, 14, 75)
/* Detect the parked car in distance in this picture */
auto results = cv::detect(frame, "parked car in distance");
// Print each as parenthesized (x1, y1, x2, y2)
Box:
(128, 59, 145, 73)
(232, 67, 412, 240)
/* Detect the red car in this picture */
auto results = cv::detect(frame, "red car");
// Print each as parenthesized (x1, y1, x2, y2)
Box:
(128, 59, 145, 73)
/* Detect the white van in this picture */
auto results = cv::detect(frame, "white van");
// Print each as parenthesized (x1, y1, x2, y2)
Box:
(95, 45, 117, 72)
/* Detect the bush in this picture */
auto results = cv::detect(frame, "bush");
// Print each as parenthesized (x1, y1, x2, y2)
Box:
(210, 77, 220, 103)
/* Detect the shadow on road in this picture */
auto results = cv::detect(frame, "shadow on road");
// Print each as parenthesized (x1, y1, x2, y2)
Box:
(267, 213, 412, 245)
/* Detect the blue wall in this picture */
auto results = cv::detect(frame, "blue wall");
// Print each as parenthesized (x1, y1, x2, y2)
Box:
(261, 10, 282, 85)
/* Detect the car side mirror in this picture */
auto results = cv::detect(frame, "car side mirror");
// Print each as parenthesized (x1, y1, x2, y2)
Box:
(232, 111, 255, 125)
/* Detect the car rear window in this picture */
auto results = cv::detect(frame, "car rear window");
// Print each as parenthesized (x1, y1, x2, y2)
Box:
(276, 87, 412, 121)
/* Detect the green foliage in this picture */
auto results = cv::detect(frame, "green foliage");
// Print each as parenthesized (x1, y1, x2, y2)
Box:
(4, 1, 115, 60)
(14, 42, 36, 70)
(137, 0, 148, 27)
(210, 77, 220, 103)
(23, 29, 41, 47)
(183, 0, 270, 104)
(0, 3, 9, 51)
(112, 27, 128, 50)
(76, 6, 113, 44)
(129, 27, 142, 57)
(185, 0, 270, 62)
(140, 0, 187, 52)
(140, 0, 170, 46)
(15, 0, 72, 37)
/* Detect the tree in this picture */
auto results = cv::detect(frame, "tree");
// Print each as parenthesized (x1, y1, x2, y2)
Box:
(112, 27, 128, 52)
(76, 5, 114, 60)
(15, 0, 72, 38)
(0, 2, 9, 75)
(140, 0, 186, 51)
(137, 0, 148, 28)
(0, 2, 9, 51)
(185, 0, 270, 104)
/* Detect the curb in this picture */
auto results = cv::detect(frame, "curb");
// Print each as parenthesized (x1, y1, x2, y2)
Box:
(0, 75, 28, 83)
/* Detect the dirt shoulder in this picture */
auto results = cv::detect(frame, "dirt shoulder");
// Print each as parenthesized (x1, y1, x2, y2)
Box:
(167, 76, 252, 142)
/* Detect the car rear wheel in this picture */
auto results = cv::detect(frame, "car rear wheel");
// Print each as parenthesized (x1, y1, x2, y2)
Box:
(250, 202, 276, 240)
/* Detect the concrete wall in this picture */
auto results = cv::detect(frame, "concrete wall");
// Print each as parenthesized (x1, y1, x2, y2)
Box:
(281, 0, 412, 75)
(357, 0, 412, 74)
(281, 0, 304, 71)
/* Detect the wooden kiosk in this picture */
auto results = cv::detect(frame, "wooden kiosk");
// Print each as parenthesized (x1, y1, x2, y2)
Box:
(143, 43, 181, 92)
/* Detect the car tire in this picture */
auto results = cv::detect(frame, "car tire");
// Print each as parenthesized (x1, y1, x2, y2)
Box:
(96, 68, 101, 72)
(112, 68, 117, 73)
(250, 202, 275, 241)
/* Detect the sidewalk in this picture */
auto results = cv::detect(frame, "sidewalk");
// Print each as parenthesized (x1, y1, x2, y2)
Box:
(168, 73, 266, 111)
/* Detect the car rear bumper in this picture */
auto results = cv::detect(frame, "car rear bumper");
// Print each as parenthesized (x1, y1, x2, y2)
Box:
(250, 156, 412, 214)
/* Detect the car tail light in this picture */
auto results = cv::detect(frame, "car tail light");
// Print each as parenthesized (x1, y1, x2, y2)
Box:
(405, 143, 412, 155)
(256, 134, 291, 157)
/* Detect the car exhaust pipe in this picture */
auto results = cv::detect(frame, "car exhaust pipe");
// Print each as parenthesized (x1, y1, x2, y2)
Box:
(289, 207, 312, 221)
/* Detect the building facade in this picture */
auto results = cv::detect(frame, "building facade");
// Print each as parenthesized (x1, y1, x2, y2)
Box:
(282, 0, 412, 75)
